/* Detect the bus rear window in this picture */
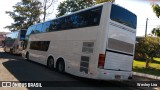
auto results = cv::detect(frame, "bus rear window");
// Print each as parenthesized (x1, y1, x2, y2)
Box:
(20, 30, 26, 41)
(110, 4, 137, 29)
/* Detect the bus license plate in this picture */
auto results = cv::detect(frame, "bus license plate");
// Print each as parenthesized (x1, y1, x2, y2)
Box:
(115, 75, 121, 80)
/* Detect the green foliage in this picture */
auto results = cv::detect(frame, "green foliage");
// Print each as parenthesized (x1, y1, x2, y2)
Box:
(151, 4, 160, 37)
(5, 0, 43, 31)
(152, 26, 160, 37)
(134, 37, 145, 60)
(56, 0, 94, 17)
(152, 3, 160, 18)
(135, 36, 160, 68)
(95, 0, 115, 4)
(56, 0, 115, 17)
(144, 37, 160, 57)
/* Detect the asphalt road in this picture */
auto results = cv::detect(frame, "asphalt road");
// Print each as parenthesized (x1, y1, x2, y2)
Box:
(0, 48, 159, 90)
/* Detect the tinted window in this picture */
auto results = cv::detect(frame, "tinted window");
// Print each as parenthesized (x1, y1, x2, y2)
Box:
(30, 41, 50, 51)
(35, 24, 43, 33)
(49, 6, 102, 31)
(110, 4, 137, 29)
(6, 31, 18, 40)
(21, 30, 27, 36)
(41, 41, 50, 51)
(26, 25, 36, 36)
(25, 25, 36, 40)
(20, 30, 26, 41)
(41, 21, 51, 32)
(30, 25, 37, 34)
(5, 31, 19, 46)
(26, 6, 102, 34)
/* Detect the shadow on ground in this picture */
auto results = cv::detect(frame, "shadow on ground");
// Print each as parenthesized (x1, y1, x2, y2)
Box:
(133, 67, 160, 76)
(134, 58, 160, 64)
(0, 52, 22, 60)
(1, 51, 138, 90)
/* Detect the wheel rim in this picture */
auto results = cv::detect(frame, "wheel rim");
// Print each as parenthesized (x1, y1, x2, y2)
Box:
(58, 62, 64, 72)
(48, 58, 54, 68)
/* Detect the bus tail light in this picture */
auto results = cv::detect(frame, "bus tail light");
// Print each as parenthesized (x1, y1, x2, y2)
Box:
(98, 54, 105, 69)
(17, 45, 19, 49)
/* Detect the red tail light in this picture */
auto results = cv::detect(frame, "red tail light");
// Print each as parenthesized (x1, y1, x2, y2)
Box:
(98, 54, 105, 69)
(17, 45, 19, 49)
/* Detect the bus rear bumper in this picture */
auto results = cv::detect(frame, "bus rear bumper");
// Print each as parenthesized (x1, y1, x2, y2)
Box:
(96, 69, 132, 80)
(21, 50, 26, 59)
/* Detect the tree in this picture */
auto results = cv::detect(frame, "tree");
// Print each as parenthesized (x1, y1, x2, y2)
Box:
(151, 3, 160, 36)
(5, 0, 42, 31)
(151, 26, 160, 37)
(42, 0, 57, 22)
(152, 3, 160, 18)
(96, 0, 115, 4)
(56, 0, 115, 17)
(135, 36, 160, 68)
(56, 0, 94, 17)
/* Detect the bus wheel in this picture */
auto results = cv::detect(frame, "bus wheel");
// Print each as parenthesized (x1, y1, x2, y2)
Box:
(10, 48, 13, 53)
(47, 57, 54, 69)
(26, 52, 29, 60)
(56, 60, 65, 73)
(13, 48, 15, 54)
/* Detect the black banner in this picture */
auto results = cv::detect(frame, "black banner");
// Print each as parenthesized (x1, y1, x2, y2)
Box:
(0, 81, 160, 87)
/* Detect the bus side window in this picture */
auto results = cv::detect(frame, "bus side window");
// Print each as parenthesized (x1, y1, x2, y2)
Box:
(35, 24, 43, 33)
(41, 21, 51, 32)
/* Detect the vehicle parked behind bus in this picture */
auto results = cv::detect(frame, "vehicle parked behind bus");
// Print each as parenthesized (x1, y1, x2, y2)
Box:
(4, 29, 26, 54)
(22, 2, 137, 80)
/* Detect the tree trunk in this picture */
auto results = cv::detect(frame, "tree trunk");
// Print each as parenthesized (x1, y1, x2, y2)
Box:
(145, 56, 153, 68)
(145, 54, 150, 68)
(43, 0, 47, 22)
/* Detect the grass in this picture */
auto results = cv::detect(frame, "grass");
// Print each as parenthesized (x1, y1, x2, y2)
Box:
(133, 58, 160, 76)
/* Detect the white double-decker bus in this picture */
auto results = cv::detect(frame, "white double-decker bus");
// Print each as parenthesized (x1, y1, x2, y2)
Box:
(4, 29, 26, 54)
(22, 2, 137, 80)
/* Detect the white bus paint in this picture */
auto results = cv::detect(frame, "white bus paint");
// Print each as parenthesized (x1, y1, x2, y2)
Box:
(22, 2, 137, 80)
(4, 29, 26, 54)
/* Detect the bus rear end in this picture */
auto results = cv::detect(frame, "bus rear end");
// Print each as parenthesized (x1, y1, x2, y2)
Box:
(18, 29, 27, 51)
(97, 3, 137, 80)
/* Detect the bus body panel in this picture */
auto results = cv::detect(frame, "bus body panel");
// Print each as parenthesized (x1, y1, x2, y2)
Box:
(22, 2, 137, 80)
(4, 30, 26, 54)
(104, 52, 133, 71)
(103, 21, 136, 72)
(97, 69, 131, 80)
(27, 26, 99, 78)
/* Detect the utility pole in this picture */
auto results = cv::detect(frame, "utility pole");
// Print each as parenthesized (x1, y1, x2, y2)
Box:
(145, 18, 148, 37)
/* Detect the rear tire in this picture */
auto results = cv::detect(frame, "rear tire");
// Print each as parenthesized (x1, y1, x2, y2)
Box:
(13, 48, 15, 54)
(10, 48, 13, 54)
(26, 52, 29, 60)
(47, 57, 54, 70)
(56, 60, 65, 73)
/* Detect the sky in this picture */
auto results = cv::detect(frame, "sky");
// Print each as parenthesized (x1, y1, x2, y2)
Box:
(0, 0, 160, 36)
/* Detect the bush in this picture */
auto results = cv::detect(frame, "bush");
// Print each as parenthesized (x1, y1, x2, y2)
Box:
(134, 36, 160, 68)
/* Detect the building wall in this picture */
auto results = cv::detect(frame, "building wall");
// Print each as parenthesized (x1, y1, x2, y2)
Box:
(0, 35, 5, 46)
(0, 32, 10, 46)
